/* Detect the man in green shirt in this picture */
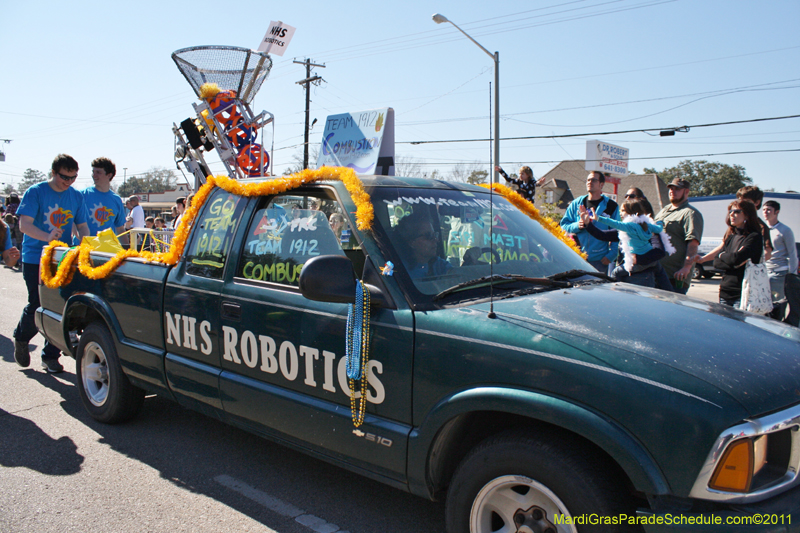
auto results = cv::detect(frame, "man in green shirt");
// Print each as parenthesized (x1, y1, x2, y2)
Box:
(654, 178, 704, 294)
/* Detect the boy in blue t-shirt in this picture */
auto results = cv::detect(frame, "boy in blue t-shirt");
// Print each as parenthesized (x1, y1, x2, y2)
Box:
(13, 154, 89, 373)
(81, 157, 126, 237)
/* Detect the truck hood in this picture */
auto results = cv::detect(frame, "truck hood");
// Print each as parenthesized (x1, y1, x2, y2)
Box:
(482, 283, 800, 417)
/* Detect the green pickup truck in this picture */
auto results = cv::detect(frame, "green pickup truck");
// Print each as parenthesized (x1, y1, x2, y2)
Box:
(37, 176, 800, 533)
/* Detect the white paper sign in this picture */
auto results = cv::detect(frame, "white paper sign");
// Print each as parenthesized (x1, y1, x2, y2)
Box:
(258, 21, 296, 56)
(317, 108, 395, 176)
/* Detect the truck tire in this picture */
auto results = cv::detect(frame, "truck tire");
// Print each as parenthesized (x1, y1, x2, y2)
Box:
(76, 323, 145, 424)
(445, 429, 637, 533)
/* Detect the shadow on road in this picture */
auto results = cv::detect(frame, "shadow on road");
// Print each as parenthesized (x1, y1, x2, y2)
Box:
(18, 364, 446, 533)
(0, 402, 84, 475)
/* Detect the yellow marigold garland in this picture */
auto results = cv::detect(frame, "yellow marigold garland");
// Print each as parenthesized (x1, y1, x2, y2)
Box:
(478, 182, 587, 259)
(42, 171, 586, 287)
(41, 242, 79, 288)
(40, 167, 375, 288)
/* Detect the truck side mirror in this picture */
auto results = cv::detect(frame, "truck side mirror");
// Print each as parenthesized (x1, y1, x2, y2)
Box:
(299, 255, 357, 303)
(299, 255, 393, 308)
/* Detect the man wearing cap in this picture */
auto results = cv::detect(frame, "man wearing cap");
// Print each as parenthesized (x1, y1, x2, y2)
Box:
(654, 178, 704, 294)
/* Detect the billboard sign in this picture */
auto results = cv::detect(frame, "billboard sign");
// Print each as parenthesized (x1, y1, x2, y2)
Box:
(585, 140, 629, 177)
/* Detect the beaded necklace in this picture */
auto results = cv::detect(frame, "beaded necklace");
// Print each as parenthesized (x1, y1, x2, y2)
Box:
(346, 280, 371, 427)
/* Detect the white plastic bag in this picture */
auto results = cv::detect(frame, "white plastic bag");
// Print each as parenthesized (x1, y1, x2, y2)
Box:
(741, 259, 773, 315)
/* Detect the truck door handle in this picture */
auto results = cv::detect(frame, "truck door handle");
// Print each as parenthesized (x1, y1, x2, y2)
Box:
(221, 302, 242, 320)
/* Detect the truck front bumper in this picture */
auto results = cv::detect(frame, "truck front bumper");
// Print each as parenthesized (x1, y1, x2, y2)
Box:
(639, 483, 800, 533)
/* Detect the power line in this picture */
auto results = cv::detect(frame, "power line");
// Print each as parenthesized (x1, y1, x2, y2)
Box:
(402, 148, 800, 166)
(401, 114, 800, 145)
(398, 79, 800, 126)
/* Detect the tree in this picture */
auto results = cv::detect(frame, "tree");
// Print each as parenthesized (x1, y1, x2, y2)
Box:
(449, 162, 486, 183)
(18, 168, 46, 194)
(117, 167, 177, 197)
(644, 160, 752, 197)
(466, 170, 488, 185)
(394, 155, 425, 178)
(2, 183, 16, 195)
(283, 146, 320, 175)
(536, 190, 564, 223)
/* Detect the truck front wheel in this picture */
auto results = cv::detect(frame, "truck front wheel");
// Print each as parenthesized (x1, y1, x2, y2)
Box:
(76, 323, 144, 424)
(445, 429, 637, 533)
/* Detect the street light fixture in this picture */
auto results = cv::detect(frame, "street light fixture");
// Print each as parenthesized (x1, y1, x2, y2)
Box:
(432, 13, 500, 183)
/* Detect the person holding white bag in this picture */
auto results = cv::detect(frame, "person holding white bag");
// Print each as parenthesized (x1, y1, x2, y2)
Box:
(694, 199, 765, 310)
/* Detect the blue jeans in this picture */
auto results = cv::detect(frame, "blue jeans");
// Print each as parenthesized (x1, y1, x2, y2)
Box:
(719, 296, 741, 309)
(768, 271, 787, 320)
(589, 259, 611, 276)
(13, 262, 61, 361)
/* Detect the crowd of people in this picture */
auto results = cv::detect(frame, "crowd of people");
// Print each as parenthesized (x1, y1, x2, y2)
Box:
(558, 171, 798, 326)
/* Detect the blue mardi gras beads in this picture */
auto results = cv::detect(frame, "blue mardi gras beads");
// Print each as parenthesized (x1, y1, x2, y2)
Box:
(346, 281, 364, 380)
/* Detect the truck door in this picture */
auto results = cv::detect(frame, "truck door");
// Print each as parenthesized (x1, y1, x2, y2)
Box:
(218, 189, 414, 483)
(163, 188, 248, 418)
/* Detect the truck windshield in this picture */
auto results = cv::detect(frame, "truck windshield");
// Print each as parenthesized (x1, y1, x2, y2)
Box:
(370, 187, 592, 298)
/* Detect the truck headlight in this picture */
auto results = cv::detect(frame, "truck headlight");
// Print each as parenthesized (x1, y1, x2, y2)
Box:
(691, 404, 800, 503)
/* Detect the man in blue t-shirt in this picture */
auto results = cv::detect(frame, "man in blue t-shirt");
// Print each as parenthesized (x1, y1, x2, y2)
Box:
(81, 157, 126, 236)
(13, 154, 89, 373)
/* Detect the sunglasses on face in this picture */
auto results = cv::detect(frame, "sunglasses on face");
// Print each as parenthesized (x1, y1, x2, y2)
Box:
(412, 231, 439, 241)
(625, 194, 640, 199)
(729, 209, 743, 215)
(56, 171, 78, 182)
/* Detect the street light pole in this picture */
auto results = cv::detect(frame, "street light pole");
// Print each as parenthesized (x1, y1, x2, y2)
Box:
(432, 13, 500, 183)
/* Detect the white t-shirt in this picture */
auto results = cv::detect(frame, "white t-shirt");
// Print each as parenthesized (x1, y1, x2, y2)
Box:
(129, 205, 145, 228)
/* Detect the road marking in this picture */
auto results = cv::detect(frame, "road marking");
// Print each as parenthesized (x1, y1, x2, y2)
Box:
(215, 475, 348, 533)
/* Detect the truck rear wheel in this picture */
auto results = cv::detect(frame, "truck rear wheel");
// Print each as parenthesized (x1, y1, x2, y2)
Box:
(76, 323, 144, 424)
(445, 429, 637, 533)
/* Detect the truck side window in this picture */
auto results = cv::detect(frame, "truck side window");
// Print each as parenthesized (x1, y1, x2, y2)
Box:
(236, 194, 359, 287)
(185, 189, 247, 279)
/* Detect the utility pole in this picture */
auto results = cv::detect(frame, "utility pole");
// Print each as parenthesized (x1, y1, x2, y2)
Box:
(294, 58, 325, 170)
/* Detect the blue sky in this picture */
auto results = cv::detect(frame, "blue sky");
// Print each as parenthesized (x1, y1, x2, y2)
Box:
(1, 0, 798, 193)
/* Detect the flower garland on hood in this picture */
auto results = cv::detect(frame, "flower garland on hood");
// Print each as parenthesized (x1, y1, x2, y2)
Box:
(478, 182, 587, 259)
(41, 167, 374, 288)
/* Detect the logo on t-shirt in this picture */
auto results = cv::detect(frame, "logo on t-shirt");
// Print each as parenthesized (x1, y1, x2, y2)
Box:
(91, 204, 115, 226)
(45, 205, 74, 231)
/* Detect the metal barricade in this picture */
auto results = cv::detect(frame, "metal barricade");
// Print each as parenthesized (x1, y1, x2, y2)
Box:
(129, 228, 174, 253)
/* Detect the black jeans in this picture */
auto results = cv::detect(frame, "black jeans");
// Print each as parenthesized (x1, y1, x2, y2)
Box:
(13, 262, 61, 361)
(784, 273, 800, 327)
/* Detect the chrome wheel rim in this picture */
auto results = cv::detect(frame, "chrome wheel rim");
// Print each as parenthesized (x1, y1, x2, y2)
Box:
(81, 341, 110, 407)
(470, 475, 577, 533)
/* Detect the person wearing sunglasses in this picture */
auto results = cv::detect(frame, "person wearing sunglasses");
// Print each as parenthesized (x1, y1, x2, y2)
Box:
(693, 199, 763, 309)
(624, 187, 644, 200)
(12, 154, 90, 373)
(395, 211, 452, 279)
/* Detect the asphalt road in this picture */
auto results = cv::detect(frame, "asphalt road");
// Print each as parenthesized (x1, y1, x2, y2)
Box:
(0, 265, 445, 533)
